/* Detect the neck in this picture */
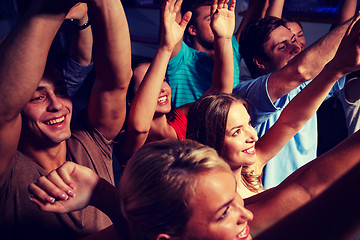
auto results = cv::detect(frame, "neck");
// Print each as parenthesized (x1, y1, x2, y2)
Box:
(20, 140, 67, 173)
(148, 114, 177, 141)
(193, 41, 214, 59)
(232, 165, 258, 199)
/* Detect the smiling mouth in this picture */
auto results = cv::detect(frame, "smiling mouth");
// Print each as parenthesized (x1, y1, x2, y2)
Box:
(45, 116, 65, 125)
(243, 146, 255, 154)
(236, 225, 250, 239)
(158, 95, 167, 103)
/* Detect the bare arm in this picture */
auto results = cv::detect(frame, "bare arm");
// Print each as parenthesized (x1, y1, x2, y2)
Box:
(247, 129, 360, 237)
(206, 0, 236, 94)
(244, 16, 360, 235)
(265, 0, 285, 18)
(235, 0, 268, 43)
(253, 12, 360, 172)
(0, 0, 72, 176)
(254, 162, 360, 240)
(334, 0, 357, 27)
(121, 0, 191, 158)
(267, 13, 356, 102)
(87, 0, 132, 140)
(66, 3, 93, 66)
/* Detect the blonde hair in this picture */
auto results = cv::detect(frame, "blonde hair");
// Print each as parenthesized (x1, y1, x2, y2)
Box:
(120, 139, 231, 239)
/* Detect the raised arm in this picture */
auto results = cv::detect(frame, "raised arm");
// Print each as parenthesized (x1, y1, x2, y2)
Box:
(244, 14, 360, 235)
(0, 0, 72, 176)
(87, 0, 132, 140)
(254, 12, 360, 172)
(63, 3, 94, 98)
(235, 0, 269, 43)
(334, 0, 357, 27)
(254, 162, 360, 240)
(247, 128, 360, 237)
(265, 0, 285, 18)
(267, 14, 354, 102)
(206, 0, 236, 94)
(66, 3, 93, 66)
(121, 0, 191, 158)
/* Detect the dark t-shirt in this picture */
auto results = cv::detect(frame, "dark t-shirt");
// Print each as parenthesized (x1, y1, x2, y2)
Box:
(0, 112, 114, 240)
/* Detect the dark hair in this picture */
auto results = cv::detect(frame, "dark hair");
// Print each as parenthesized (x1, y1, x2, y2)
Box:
(127, 55, 153, 103)
(283, 17, 303, 30)
(186, 93, 247, 156)
(239, 16, 287, 78)
(186, 93, 264, 193)
(182, 0, 212, 46)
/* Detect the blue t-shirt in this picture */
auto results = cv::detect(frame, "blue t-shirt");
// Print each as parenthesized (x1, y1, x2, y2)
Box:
(233, 74, 345, 188)
(166, 36, 241, 108)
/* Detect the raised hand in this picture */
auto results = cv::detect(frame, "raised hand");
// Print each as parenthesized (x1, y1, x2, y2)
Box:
(331, 12, 360, 75)
(65, 3, 88, 21)
(210, 0, 236, 39)
(28, 162, 100, 213)
(160, 0, 192, 52)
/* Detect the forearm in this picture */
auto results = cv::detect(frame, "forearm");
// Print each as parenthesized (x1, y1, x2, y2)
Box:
(268, 17, 352, 102)
(69, 15, 93, 65)
(208, 37, 234, 94)
(254, 163, 360, 240)
(87, 0, 132, 140)
(334, 0, 357, 27)
(0, 4, 67, 120)
(129, 47, 172, 133)
(278, 63, 344, 132)
(88, 0, 132, 89)
(235, 0, 268, 42)
(265, 0, 284, 18)
(289, 18, 351, 81)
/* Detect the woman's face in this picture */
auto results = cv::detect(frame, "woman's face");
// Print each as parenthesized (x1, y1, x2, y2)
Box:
(286, 22, 306, 51)
(221, 102, 258, 169)
(184, 170, 253, 240)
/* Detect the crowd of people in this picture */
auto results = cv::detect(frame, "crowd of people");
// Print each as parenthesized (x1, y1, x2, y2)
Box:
(1, 0, 360, 239)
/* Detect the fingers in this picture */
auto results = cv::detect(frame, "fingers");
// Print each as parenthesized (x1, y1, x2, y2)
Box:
(30, 173, 72, 203)
(229, 0, 236, 12)
(28, 162, 77, 206)
(179, 11, 192, 29)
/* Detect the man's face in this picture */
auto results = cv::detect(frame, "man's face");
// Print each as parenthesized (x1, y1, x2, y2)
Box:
(260, 25, 302, 73)
(22, 65, 72, 145)
(193, 5, 214, 50)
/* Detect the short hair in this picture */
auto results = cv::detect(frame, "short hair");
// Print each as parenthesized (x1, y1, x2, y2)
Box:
(120, 139, 231, 240)
(186, 93, 247, 156)
(239, 16, 287, 78)
(283, 17, 303, 30)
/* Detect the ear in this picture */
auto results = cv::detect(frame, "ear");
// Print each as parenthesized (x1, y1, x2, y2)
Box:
(253, 56, 267, 70)
(188, 25, 197, 36)
(156, 233, 172, 240)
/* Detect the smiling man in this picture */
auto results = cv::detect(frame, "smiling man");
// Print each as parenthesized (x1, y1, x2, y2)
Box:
(233, 16, 352, 188)
(0, 0, 131, 239)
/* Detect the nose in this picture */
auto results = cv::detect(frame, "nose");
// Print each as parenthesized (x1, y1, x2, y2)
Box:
(245, 126, 258, 143)
(235, 195, 254, 224)
(47, 93, 63, 112)
(290, 40, 301, 55)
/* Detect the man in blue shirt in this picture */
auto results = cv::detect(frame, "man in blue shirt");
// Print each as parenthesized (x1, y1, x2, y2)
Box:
(234, 16, 351, 188)
(166, 0, 268, 108)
